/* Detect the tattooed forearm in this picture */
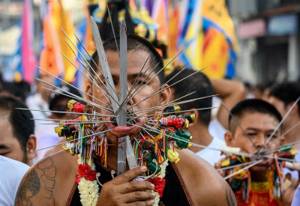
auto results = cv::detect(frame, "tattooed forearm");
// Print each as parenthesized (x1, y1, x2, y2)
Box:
(226, 185, 237, 206)
(15, 158, 57, 206)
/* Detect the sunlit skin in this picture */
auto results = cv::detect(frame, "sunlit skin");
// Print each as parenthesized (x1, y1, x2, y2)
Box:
(225, 112, 284, 178)
(0, 110, 36, 165)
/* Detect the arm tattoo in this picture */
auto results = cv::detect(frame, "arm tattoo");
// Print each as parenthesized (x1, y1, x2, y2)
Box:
(37, 158, 56, 200)
(15, 158, 57, 206)
(15, 169, 40, 206)
(226, 185, 237, 206)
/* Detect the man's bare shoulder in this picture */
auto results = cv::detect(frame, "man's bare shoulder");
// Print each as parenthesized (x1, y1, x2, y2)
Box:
(15, 151, 77, 206)
(176, 149, 237, 206)
(177, 149, 223, 180)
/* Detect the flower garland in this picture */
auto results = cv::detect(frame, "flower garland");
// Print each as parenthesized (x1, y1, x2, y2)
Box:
(76, 157, 99, 206)
(55, 101, 194, 206)
(148, 161, 168, 206)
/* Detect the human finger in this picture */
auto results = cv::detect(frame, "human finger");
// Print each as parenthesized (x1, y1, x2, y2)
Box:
(113, 166, 147, 184)
(123, 191, 155, 203)
(126, 199, 155, 206)
(117, 181, 155, 193)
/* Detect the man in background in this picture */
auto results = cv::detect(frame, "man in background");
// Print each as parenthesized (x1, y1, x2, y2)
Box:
(165, 68, 225, 165)
(0, 95, 36, 165)
(223, 99, 284, 205)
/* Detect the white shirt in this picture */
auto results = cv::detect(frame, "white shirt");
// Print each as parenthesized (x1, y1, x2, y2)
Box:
(292, 185, 300, 206)
(0, 156, 29, 206)
(209, 119, 227, 141)
(195, 137, 226, 166)
(34, 122, 61, 163)
(27, 93, 60, 163)
(283, 152, 300, 181)
(26, 93, 50, 122)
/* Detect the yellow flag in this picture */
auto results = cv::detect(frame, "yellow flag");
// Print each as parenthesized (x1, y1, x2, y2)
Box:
(55, 0, 77, 82)
(202, 0, 238, 51)
(202, 28, 229, 78)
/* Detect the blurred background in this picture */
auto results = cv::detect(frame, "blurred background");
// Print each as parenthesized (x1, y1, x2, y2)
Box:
(0, 0, 299, 90)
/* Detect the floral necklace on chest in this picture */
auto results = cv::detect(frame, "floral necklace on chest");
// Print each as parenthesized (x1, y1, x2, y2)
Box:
(55, 100, 195, 206)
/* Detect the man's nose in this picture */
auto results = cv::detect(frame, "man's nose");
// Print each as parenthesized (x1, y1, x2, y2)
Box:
(253, 134, 266, 148)
(115, 82, 136, 105)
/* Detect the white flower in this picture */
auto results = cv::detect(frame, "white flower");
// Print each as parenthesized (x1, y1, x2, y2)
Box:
(159, 161, 168, 178)
(153, 191, 160, 206)
(78, 178, 99, 206)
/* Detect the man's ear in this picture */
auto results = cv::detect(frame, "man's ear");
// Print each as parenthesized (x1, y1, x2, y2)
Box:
(26, 134, 37, 165)
(224, 131, 234, 147)
(189, 109, 199, 126)
(84, 78, 93, 101)
(279, 134, 286, 145)
(160, 84, 172, 105)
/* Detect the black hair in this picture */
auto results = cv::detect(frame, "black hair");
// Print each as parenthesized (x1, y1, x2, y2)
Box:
(229, 99, 282, 132)
(2, 81, 31, 101)
(49, 85, 82, 117)
(90, 35, 164, 83)
(98, 1, 135, 41)
(270, 82, 300, 116)
(0, 95, 34, 152)
(165, 67, 213, 126)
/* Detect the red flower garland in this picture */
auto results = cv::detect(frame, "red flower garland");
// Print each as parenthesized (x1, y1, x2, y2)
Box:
(76, 163, 97, 184)
(148, 177, 166, 197)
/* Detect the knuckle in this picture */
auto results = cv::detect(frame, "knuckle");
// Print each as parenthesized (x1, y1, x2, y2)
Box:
(129, 181, 140, 189)
(144, 181, 153, 189)
(134, 191, 151, 199)
(114, 196, 123, 204)
(134, 191, 142, 199)
(122, 172, 132, 180)
(131, 181, 151, 190)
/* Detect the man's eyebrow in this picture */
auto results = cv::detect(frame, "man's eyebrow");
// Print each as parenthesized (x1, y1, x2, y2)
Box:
(130, 73, 151, 80)
(244, 128, 260, 131)
(244, 128, 279, 133)
(266, 129, 279, 134)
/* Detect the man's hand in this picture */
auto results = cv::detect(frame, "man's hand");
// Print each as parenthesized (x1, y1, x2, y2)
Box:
(105, 125, 142, 171)
(97, 166, 155, 206)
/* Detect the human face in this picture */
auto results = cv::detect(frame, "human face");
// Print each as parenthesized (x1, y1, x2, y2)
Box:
(0, 111, 25, 162)
(85, 49, 170, 170)
(86, 49, 169, 119)
(226, 112, 282, 154)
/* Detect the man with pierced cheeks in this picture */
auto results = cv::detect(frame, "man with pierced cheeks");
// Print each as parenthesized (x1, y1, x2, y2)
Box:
(16, 35, 236, 206)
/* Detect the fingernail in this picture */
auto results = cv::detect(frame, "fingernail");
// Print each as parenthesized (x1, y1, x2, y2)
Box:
(141, 166, 147, 172)
(147, 200, 155, 205)
(150, 184, 155, 189)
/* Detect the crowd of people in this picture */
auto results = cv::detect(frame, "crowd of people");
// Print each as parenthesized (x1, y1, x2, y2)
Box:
(1, 18, 300, 206)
